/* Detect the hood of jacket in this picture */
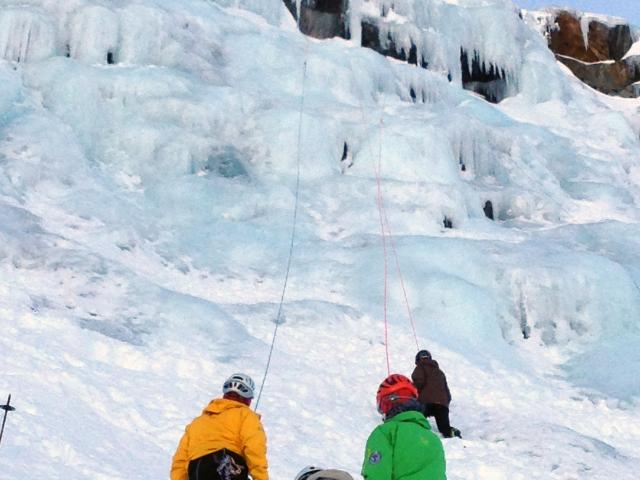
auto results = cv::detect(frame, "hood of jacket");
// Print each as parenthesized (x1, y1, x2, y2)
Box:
(419, 358, 440, 370)
(385, 410, 432, 430)
(203, 397, 250, 415)
(385, 399, 422, 421)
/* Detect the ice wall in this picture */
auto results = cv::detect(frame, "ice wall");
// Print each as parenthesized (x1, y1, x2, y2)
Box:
(2, 1, 640, 478)
(0, 8, 55, 62)
(352, 0, 524, 78)
(0, 0, 639, 416)
(212, 0, 287, 26)
(287, 0, 560, 102)
(0, 0, 226, 76)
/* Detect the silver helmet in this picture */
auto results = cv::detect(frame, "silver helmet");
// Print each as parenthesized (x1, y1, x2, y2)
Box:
(295, 466, 323, 480)
(223, 373, 255, 399)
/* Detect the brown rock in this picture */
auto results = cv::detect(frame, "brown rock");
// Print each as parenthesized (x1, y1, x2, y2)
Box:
(547, 10, 637, 97)
(549, 11, 633, 63)
(557, 55, 633, 95)
(550, 12, 601, 62)
(549, 12, 592, 61)
(586, 20, 613, 61)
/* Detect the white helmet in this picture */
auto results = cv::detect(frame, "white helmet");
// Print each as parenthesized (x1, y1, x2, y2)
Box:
(223, 373, 255, 399)
(295, 467, 354, 480)
(295, 466, 322, 480)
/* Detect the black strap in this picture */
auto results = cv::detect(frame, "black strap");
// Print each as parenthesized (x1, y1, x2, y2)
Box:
(188, 450, 248, 480)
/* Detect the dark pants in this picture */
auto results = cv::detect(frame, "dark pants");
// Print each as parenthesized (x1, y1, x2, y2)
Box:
(423, 403, 453, 437)
(188, 450, 248, 480)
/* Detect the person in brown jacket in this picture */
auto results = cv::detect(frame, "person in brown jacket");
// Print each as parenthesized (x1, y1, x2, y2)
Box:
(411, 350, 460, 438)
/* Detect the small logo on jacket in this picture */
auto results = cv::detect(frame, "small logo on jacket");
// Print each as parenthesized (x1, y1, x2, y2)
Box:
(368, 451, 382, 464)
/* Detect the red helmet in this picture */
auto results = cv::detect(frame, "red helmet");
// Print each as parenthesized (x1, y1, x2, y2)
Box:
(376, 374, 418, 415)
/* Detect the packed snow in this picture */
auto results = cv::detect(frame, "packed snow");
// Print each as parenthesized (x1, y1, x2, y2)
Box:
(1, 0, 640, 479)
(624, 41, 640, 60)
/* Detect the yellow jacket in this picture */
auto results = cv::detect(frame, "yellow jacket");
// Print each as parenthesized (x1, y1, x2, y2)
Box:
(170, 398, 268, 480)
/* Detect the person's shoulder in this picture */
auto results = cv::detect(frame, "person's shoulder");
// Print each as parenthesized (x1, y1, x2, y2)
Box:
(427, 359, 445, 371)
(367, 421, 391, 438)
(241, 405, 264, 423)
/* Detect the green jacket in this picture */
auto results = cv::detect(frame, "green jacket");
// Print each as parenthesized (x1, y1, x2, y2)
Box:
(361, 411, 446, 480)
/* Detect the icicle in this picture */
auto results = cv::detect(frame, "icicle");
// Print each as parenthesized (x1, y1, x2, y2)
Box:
(580, 15, 590, 51)
(0, 9, 55, 62)
(349, 0, 363, 46)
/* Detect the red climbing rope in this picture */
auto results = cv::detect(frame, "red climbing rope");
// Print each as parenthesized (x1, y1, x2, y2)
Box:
(374, 119, 391, 375)
(373, 112, 421, 373)
(354, 85, 421, 373)
(381, 205, 420, 351)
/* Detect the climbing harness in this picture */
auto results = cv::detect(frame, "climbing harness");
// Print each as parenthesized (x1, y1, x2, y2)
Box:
(216, 452, 243, 480)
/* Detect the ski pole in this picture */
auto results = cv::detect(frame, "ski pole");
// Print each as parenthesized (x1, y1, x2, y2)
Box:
(0, 394, 15, 448)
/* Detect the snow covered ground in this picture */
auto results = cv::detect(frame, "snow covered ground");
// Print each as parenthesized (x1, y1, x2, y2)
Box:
(1, 0, 640, 479)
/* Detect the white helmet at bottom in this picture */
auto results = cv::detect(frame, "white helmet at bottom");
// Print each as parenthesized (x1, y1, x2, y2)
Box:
(223, 373, 255, 399)
(295, 466, 323, 480)
(295, 466, 354, 480)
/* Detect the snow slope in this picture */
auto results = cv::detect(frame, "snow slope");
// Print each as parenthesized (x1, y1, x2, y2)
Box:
(1, 0, 640, 479)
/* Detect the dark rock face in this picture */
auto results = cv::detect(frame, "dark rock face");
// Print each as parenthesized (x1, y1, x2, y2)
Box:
(282, 0, 296, 18)
(460, 49, 509, 103)
(285, 0, 350, 39)
(545, 10, 639, 97)
(608, 24, 634, 61)
(483, 201, 494, 220)
(361, 19, 425, 67)
(354, 17, 508, 103)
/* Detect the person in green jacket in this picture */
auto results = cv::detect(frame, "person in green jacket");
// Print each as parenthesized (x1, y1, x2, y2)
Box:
(362, 374, 446, 480)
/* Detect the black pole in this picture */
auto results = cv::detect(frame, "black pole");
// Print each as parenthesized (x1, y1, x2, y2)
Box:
(0, 394, 15, 447)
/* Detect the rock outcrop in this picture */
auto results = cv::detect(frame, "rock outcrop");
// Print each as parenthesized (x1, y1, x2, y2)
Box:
(535, 10, 640, 97)
(284, 0, 513, 103)
(460, 49, 508, 104)
(283, 0, 350, 40)
(360, 18, 422, 67)
(549, 11, 633, 62)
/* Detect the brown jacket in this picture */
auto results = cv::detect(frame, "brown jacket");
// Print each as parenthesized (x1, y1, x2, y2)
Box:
(411, 358, 452, 407)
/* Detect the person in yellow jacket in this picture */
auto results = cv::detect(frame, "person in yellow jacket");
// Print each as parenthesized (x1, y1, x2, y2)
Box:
(171, 373, 268, 480)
